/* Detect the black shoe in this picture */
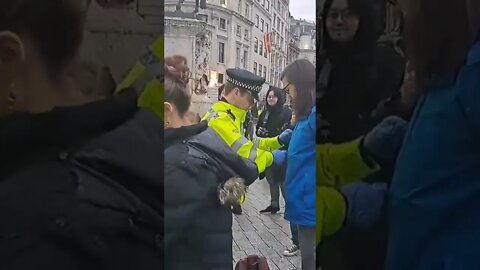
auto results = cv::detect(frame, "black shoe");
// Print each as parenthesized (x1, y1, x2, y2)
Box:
(260, 205, 280, 213)
(232, 205, 242, 215)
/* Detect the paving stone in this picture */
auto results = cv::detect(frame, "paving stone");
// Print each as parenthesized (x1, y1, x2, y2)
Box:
(233, 180, 301, 269)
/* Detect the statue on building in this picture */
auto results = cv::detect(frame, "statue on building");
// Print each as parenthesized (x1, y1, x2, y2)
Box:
(176, 0, 207, 13)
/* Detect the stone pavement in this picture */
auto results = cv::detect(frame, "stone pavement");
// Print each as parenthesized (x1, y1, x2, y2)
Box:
(233, 179, 301, 269)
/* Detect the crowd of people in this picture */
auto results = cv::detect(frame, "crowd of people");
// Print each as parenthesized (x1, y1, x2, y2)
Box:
(1, 0, 480, 269)
(317, 0, 480, 270)
(164, 56, 316, 270)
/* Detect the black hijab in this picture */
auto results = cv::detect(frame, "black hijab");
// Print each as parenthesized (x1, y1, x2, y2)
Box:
(318, 0, 405, 143)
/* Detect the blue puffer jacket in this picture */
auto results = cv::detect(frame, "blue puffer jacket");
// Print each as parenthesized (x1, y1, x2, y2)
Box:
(284, 106, 316, 227)
(386, 41, 480, 270)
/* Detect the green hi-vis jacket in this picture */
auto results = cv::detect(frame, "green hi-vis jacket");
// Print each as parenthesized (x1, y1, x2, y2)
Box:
(116, 37, 163, 119)
(316, 139, 379, 245)
(202, 101, 283, 174)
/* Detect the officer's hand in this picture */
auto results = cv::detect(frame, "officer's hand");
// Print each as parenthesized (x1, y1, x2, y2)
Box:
(273, 150, 287, 166)
(278, 129, 293, 146)
(362, 116, 408, 167)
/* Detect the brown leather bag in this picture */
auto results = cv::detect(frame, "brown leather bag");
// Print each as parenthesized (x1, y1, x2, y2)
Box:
(235, 255, 270, 270)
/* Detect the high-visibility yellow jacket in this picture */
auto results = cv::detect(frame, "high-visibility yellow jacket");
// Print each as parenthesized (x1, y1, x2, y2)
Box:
(202, 101, 283, 174)
(116, 36, 164, 119)
(316, 139, 379, 245)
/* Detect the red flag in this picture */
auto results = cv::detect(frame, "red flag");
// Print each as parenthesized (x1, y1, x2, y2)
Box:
(264, 32, 272, 54)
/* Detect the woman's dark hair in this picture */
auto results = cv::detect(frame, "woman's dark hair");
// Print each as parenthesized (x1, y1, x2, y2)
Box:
(281, 59, 315, 119)
(165, 55, 191, 116)
(404, 0, 471, 91)
(321, 0, 379, 60)
(0, 0, 86, 78)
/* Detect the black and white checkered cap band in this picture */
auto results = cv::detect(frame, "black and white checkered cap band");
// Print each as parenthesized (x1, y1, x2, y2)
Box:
(227, 77, 262, 93)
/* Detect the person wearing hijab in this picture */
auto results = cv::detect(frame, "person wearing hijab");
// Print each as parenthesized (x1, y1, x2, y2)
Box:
(256, 86, 292, 214)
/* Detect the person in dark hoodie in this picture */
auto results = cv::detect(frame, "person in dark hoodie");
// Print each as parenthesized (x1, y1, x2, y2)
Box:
(0, 1, 163, 269)
(164, 55, 258, 269)
(316, 0, 406, 269)
(317, 0, 406, 144)
(256, 86, 292, 214)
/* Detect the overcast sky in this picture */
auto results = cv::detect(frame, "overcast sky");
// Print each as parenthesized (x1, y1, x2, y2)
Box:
(289, 0, 316, 22)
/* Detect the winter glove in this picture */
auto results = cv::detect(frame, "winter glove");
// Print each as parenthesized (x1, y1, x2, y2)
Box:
(272, 150, 287, 166)
(341, 182, 387, 230)
(362, 116, 407, 168)
(278, 129, 293, 146)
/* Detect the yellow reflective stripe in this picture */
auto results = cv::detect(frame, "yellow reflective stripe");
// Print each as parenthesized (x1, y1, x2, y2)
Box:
(231, 136, 249, 152)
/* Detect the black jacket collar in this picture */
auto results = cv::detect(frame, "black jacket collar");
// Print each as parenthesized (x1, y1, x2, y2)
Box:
(165, 122, 208, 148)
(0, 89, 139, 178)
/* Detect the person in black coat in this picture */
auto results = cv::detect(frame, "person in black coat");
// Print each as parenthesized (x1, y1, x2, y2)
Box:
(316, 0, 406, 269)
(0, 2, 163, 269)
(317, 0, 406, 144)
(256, 86, 292, 214)
(164, 55, 258, 269)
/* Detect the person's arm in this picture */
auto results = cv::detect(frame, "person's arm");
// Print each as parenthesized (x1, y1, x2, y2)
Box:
(317, 186, 347, 245)
(207, 112, 273, 174)
(317, 140, 380, 187)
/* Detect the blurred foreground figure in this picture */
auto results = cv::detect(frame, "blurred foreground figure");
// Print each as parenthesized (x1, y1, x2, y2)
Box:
(386, 0, 480, 269)
(0, 1, 163, 269)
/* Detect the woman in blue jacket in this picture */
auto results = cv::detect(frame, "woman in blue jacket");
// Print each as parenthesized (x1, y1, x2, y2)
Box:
(386, 0, 480, 269)
(275, 59, 316, 270)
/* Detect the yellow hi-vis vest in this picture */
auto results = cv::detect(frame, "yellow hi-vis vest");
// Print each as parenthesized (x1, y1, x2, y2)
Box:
(202, 101, 283, 174)
(116, 37, 164, 119)
(316, 139, 380, 245)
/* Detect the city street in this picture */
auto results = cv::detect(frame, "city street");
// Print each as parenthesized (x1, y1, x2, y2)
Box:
(233, 179, 301, 269)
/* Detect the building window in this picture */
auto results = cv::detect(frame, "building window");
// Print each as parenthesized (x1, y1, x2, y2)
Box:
(218, 73, 224, 83)
(218, 42, 225, 63)
(220, 0, 226, 5)
(253, 62, 257, 75)
(263, 66, 267, 78)
(277, 18, 281, 30)
(266, 23, 269, 33)
(243, 50, 248, 68)
(259, 41, 264, 56)
(219, 18, 226, 30)
(273, 15, 276, 28)
(254, 38, 258, 53)
(238, 0, 242, 13)
(259, 64, 263, 75)
(236, 25, 241, 37)
(264, 48, 267, 58)
(256, 15, 259, 28)
(244, 29, 249, 40)
(236, 47, 241, 67)
(245, 4, 250, 17)
(262, 0, 265, 7)
(266, 0, 270, 11)
(260, 19, 264, 32)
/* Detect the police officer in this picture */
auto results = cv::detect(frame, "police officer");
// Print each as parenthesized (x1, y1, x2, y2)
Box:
(202, 68, 292, 215)
(116, 37, 164, 119)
